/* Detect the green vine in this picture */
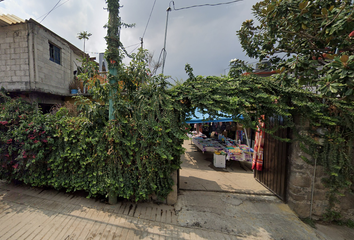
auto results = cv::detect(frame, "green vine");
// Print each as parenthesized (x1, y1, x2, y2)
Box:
(0, 65, 187, 201)
(171, 0, 354, 221)
(1, 0, 353, 219)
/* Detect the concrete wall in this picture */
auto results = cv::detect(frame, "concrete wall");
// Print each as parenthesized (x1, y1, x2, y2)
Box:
(30, 22, 82, 96)
(0, 23, 30, 91)
(0, 21, 83, 99)
(287, 117, 354, 221)
(149, 170, 178, 205)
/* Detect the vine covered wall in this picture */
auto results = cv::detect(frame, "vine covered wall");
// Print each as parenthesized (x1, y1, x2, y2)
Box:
(0, 71, 188, 201)
(1, 0, 187, 203)
(1, 0, 353, 223)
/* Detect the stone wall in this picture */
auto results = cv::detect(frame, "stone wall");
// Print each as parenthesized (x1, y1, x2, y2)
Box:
(0, 23, 30, 91)
(287, 118, 354, 221)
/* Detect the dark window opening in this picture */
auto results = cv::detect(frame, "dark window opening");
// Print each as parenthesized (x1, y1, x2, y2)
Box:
(102, 62, 106, 72)
(49, 42, 61, 64)
(38, 103, 54, 114)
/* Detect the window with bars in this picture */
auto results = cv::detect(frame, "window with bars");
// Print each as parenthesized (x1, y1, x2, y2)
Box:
(49, 42, 61, 64)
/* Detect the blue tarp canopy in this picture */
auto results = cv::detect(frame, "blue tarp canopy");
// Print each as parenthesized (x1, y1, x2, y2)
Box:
(186, 109, 243, 124)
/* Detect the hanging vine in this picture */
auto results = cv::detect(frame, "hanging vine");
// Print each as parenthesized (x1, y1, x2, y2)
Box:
(171, 0, 354, 221)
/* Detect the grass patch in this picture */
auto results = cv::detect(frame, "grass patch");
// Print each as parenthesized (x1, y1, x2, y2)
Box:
(301, 217, 317, 228)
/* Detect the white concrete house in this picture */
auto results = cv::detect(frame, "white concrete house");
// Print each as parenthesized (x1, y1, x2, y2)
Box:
(0, 14, 86, 110)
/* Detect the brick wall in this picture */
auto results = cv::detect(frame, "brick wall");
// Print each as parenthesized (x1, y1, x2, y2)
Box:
(287, 116, 354, 221)
(0, 24, 30, 91)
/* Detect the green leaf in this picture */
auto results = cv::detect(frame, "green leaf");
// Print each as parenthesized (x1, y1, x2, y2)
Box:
(321, 8, 328, 16)
(299, 1, 307, 10)
(345, 88, 353, 96)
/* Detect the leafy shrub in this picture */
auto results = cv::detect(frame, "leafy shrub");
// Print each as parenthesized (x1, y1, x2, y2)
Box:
(0, 72, 188, 201)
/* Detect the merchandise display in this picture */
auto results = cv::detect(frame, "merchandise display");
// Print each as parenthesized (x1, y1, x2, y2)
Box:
(187, 131, 206, 139)
(190, 133, 254, 162)
(192, 138, 224, 152)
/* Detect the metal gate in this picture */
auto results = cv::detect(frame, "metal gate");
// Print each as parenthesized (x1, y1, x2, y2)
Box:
(254, 118, 290, 202)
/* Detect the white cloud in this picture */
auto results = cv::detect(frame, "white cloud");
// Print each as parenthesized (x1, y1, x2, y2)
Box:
(1, 0, 259, 80)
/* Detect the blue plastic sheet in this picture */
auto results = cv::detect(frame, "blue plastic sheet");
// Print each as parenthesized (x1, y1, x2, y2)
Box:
(186, 108, 243, 124)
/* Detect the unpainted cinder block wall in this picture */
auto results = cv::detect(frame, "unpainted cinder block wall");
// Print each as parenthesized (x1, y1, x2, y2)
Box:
(30, 22, 82, 96)
(0, 24, 30, 91)
(0, 21, 83, 97)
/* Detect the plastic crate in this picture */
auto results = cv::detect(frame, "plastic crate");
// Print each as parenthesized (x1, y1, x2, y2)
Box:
(213, 153, 226, 168)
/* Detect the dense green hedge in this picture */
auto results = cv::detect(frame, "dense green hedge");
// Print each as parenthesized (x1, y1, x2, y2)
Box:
(0, 76, 187, 201)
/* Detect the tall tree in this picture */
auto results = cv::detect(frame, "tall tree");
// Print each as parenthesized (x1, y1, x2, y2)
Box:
(237, 0, 354, 97)
(235, 0, 354, 218)
(77, 31, 92, 53)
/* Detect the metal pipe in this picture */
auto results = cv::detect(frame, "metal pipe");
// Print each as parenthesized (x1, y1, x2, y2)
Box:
(309, 156, 317, 219)
(243, 127, 250, 147)
(161, 7, 171, 75)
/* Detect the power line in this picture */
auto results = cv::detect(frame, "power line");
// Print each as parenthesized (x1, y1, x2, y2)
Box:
(159, 1, 243, 74)
(129, 45, 140, 55)
(40, 0, 63, 23)
(142, 0, 157, 39)
(161, 7, 171, 75)
(125, 43, 141, 55)
(170, 0, 243, 11)
(125, 42, 141, 49)
(152, 48, 165, 76)
(37, 0, 70, 21)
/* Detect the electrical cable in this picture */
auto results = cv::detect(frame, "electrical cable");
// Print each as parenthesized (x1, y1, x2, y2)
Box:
(170, 0, 243, 11)
(151, 1, 244, 74)
(142, 0, 157, 39)
(152, 48, 165, 75)
(125, 42, 141, 49)
(119, 42, 140, 56)
(37, 0, 70, 21)
(129, 45, 140, 55)
(158, 0, 243, 75)
(40, 0, 63, 23)
(161, 7, 171, 75)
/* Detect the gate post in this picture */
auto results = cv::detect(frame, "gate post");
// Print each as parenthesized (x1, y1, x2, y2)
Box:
(166, 170, 178, 205)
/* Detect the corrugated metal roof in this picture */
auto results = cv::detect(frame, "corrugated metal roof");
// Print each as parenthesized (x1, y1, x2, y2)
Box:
(0, 14, 25, 27)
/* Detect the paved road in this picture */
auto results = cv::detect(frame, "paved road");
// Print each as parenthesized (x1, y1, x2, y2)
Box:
(0, 181, 242, 240)
(177, 140, 325, 240)
(176, 190, 324, 240)
(180, 140, 271, 194)
(0, 140, 343, 240)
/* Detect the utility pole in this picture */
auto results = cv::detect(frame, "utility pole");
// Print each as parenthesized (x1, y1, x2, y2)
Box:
(140, 37, 143, 49)
(161, 7, 171, 75)
(107, 0, 120, 205)
(107, 2, 119, 121)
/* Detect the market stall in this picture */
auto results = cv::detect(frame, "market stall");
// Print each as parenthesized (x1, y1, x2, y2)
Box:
(186, 109, 254, 168)
(186, 109, 250, 145)
(190, 135, 254, 169)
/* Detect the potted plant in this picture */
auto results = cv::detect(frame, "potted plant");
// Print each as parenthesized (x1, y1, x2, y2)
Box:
(69, 77, 80, 94)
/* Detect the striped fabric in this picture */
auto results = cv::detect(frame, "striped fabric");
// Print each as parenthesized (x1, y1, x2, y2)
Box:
(252, 116, 265, 171)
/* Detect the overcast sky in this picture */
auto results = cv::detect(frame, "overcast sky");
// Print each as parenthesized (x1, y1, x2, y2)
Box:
(0, 0, 259, 81)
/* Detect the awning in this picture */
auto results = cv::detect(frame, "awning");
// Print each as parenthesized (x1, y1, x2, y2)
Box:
(186, 109, 243, 124)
